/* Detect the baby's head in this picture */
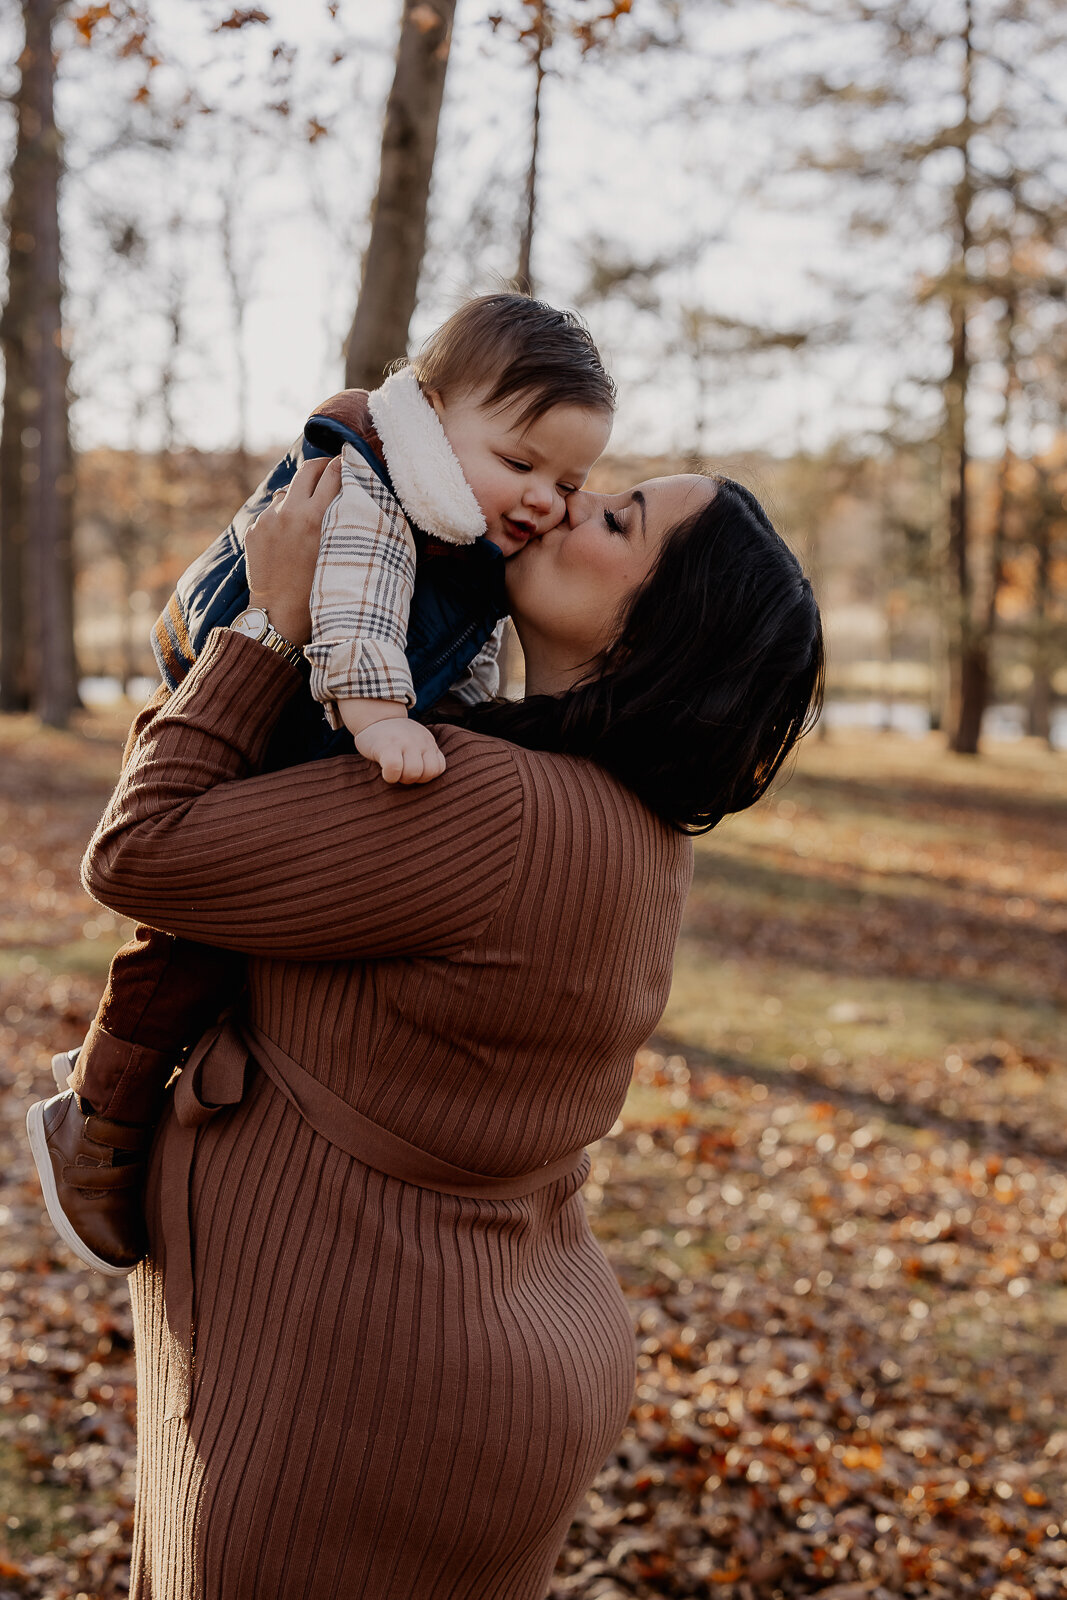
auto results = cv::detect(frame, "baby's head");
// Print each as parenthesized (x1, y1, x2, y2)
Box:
(411, 294, 615, 556)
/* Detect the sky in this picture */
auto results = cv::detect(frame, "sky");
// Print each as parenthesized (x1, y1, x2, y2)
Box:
(1, 0, 1062, 461)
(41, 0, 882, 458)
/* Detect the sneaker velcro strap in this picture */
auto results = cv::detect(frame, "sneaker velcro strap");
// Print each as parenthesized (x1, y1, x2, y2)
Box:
(62, 1161, 144, 1191)
(83, 1115, 153, 1154)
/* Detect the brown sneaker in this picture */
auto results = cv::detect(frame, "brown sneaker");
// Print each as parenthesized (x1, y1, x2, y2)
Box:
(26, 1090, 151, 1277)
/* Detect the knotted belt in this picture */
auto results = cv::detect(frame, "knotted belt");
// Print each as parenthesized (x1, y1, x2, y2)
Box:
(159, 1014, 589, 1419)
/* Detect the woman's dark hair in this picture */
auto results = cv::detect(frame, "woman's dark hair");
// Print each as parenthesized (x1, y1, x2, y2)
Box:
(463, 478, 824, 834)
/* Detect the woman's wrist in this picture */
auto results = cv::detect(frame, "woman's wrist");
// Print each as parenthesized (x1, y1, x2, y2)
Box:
(244, 454, 341, 647)
(246, 591, 309, 650)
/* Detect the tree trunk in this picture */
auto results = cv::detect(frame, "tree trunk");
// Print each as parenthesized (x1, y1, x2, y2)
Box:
(343, 0, 458, 391)
(1027, 665, 1052, 744)
(1027, 504, 1054, 745)
(951, 293, 1017, 756)
(2, 0, 78, 726)
(947, 638, 988, 756)
(943, 285, 980, 753)
(0, 334, 30, 712)
(0, 11, 35, 711)
(944, 0, 981, 756)
(516, 11, 548, 295)
(218, 190, 252, 483)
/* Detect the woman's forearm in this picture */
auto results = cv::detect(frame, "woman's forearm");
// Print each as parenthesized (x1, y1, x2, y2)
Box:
(83, 627, 302, 918)
(81, 627, 524, 963)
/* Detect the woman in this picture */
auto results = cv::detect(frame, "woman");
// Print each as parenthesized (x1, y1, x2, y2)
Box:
(82, 456, 822, 1599)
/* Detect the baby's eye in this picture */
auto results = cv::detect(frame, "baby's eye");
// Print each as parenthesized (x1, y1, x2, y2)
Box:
(502, 457, 531, 472)
(557, 483, 576, 497)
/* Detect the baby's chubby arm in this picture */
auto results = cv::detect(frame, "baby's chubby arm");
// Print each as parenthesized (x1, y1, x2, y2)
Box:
(306, 445, 446, 781)
(305, 445, 419, 732)
(337, 697, 446, 785)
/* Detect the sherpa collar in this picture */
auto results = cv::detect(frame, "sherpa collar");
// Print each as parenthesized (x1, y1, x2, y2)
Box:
(367, 367, 486, 545)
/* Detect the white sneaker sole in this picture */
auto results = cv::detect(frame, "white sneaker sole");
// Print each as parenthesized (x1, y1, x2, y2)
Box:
(25, 1100, 136, 1278)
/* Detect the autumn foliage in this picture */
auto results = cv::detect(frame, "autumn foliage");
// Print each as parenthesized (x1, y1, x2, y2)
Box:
(0, 715, 1064, 1597)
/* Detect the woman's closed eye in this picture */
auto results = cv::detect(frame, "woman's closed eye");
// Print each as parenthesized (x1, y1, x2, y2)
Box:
(604, 508, 626, 535)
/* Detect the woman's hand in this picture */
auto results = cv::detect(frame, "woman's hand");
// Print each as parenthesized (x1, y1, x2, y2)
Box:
(246, 455, 342, 645)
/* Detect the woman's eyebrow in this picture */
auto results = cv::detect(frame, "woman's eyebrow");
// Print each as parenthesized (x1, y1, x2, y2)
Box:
(631, 491, 647, 537)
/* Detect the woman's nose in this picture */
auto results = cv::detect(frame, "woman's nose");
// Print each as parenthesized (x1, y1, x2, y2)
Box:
(565, 489, 599, 526)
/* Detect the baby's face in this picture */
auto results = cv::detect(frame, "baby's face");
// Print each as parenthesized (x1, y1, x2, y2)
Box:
(429, 387, 612, 557)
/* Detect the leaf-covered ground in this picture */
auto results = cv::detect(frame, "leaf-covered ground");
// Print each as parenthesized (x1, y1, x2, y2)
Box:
(0, 712, 1064, 1599)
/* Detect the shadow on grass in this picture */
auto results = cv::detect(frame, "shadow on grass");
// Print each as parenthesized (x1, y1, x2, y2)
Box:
(688, 851, 1066, 1007)
(789, 769, 1067, 832)
(651, 1030, 1067, 1167)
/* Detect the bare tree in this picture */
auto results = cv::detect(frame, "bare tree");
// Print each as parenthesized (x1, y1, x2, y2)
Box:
(503, 0, 644, 295)
(218, 159, 256, 483)
(0, 26, 34, 713)
(0, 0, 78, 725)
(515, 3, 549, 293)
(344, 0, 459, 390)
(759, 0, 1067, 752)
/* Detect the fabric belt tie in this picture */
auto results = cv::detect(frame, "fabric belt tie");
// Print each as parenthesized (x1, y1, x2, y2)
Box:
(159, 1014, 589, 1419)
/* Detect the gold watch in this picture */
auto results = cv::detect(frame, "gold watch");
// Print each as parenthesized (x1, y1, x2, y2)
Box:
(229, 607, 305, 669)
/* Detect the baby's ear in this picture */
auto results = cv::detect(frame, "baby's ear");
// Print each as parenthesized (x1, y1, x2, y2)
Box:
(424, 388, 446, 423)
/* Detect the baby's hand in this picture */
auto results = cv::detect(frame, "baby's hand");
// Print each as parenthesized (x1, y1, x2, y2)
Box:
(352, 715, 446, 785)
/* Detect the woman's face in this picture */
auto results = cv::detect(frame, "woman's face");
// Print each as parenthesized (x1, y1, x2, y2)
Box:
(506, 474, 716, 680)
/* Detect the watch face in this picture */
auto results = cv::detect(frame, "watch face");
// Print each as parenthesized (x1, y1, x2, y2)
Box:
(233, 607, 269, 639)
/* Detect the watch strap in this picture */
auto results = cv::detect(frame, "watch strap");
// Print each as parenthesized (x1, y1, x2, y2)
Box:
(257, 628, 306, 671)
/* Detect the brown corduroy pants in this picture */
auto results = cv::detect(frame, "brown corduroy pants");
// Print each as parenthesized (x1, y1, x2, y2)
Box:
(70, 929, 242, 1123)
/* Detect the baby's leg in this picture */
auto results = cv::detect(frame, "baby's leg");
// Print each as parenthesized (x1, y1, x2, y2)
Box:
(27, 687, 241, 1274)
(72, 684, 242, 1116)
(70, 929, 242, 1122)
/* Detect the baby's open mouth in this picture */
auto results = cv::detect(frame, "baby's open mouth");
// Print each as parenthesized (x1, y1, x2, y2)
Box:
(502, 517, 535, 543)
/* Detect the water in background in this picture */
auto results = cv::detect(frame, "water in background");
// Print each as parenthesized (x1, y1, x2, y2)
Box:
(822, 699, 1067, 751)
(80, 677, 159, 708)
(80, 678, 1066, 753)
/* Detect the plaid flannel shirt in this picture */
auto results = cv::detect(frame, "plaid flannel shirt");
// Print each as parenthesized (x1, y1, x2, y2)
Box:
(305, 445, 418, 728)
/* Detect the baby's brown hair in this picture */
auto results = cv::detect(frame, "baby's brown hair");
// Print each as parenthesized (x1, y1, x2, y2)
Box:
(409, 293, 616, 427)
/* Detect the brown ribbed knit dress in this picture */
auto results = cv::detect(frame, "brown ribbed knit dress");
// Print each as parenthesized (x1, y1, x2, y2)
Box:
(82, 629, 693, 1600)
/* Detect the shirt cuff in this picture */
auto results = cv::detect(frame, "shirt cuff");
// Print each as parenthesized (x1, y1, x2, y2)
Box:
(305, 636, 416, 727)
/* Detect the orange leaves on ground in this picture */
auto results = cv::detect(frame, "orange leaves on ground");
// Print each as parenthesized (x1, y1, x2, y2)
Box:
(572, 1042, 1067, 1597)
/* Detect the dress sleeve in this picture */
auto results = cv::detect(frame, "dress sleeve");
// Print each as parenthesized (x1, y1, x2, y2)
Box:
(303, 444, 417, 727)
(82, 628, 524, 962)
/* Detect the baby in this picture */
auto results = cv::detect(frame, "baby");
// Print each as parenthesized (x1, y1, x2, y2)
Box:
(27, 293, 615, 1278)
(306, 304, 613, 783)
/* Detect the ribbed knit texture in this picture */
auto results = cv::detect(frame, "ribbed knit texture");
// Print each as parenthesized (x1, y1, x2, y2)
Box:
(83, 629, 694, 1600)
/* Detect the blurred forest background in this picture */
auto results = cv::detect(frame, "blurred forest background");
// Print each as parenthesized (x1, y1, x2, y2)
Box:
(0, 0, 1065, 749)
(1, 2, 1066, 1598)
